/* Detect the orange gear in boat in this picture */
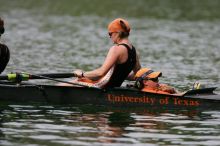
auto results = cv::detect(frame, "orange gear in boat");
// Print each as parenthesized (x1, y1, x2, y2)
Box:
(135, 68, 162, 79)
(134, 68, 176, 94)
(134, 68, 162, 89)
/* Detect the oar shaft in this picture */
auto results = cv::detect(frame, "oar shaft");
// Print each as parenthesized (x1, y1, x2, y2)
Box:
(0, 73, 76, 81)
(0, 75, 8, 80)
(29, 73, 75, 79)
(0, 72, 95, 88)
(24, 73, 91, 88)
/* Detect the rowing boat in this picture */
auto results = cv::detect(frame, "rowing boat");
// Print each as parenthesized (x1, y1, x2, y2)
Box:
(0, 81, 219, 109)
(0, 72, 219, 109)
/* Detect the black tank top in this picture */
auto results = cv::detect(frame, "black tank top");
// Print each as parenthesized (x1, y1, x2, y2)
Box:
(104, 43, 136, 88)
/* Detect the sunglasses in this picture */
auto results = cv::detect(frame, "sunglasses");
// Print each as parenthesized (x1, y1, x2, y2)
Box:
(108, 32, 114, 37)
(108, 32, 118, 37)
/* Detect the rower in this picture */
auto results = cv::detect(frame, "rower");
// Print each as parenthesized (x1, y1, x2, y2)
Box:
(0, 18, 10, 74)
(59, 18, 141, 88)
(134, 68, 177, 94)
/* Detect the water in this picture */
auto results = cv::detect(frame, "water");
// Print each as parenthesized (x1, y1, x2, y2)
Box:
(0, 0, 220, 145)
(1, 105, 220, 146)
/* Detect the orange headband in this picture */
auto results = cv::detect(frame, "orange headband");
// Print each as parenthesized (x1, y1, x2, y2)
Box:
(108, 18, 130, 33)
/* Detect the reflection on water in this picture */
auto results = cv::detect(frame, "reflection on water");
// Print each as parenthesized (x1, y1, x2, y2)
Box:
(0, 105, 220, 146)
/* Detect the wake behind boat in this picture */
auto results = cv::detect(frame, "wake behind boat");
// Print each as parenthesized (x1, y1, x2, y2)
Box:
(0, 72, 219, 109)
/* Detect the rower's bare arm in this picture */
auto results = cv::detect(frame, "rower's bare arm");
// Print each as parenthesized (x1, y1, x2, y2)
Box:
(84, 46, 119, 80)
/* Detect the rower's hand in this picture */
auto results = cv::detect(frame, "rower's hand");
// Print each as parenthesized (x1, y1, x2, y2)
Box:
(73, 69, 84, 78)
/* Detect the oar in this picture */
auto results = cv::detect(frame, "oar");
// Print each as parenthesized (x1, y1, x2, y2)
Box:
(0, 73, 75, 80)
(0, 72, 91, 87)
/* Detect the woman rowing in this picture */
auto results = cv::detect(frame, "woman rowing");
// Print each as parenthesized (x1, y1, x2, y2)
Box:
(60, 18, 141, 88)
(0, 17, 10, 74)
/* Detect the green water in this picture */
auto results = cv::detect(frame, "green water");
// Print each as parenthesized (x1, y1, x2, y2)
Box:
(0, 0, 220, 145)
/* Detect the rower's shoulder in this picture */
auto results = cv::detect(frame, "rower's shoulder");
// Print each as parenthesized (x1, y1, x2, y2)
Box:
(109, 45, 124, 50)
(111, 45, 128, 55)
